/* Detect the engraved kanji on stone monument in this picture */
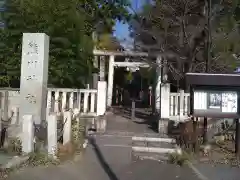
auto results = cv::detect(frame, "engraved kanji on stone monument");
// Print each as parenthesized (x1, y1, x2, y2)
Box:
(27, 41, 39, 55)
(19, 33, 50, 124)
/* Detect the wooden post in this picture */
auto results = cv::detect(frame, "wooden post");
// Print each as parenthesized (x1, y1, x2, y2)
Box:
(203, 117, 208, 144)
(131, 100, 136, 120)
(193, 117, 199, 152)
(235, 118, 239, 155)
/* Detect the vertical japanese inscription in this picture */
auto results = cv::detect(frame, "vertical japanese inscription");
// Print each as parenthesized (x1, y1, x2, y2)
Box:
(20, 33, 50, 123)
(24, 40, 39, 104)
(222, 92, 238, 113)
(27, 40, 39, 55)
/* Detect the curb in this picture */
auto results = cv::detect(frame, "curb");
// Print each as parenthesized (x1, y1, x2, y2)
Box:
(186, 161, 209, 180)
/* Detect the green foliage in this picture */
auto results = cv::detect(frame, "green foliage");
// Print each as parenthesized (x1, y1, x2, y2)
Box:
(27, 151, 60, 166)
(168, 151, 191, 166)
(0, 0, 130, 88)
(6, 137, 22, 155)
(0, 0, 93, 88)
(0, 137, 22, 155)
(95, 33, 123, 50)
(79, 0, 131, 33)
(71, 115, 86, 151)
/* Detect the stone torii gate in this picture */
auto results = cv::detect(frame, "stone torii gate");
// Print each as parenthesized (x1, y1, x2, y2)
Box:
(92, 50, 170, 120)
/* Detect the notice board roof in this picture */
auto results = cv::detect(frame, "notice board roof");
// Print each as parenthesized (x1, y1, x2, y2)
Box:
(186, 73, 240, 86)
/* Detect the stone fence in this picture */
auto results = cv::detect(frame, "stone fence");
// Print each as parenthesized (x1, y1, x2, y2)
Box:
(0, 81, 107, 157)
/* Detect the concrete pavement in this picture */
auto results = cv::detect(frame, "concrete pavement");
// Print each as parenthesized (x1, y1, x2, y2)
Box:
(191, 163, 240, 180)
(6, 134, 200, 180)
(5, 108, 215, 180)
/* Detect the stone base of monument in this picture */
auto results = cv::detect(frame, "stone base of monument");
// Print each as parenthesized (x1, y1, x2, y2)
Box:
(158, 118, 169, 135)
(85, 116, 107, 135)
(95, 116, 106, 134)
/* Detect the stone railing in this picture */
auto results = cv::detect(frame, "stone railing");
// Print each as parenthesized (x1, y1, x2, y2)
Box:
(21, 110, 89, 156)
(0, 81, 107, 122)
(170, 90, 190, 119)
(47, 88, 98, 115)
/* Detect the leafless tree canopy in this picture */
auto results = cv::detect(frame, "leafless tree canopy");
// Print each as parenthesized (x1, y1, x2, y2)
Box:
(129, 0, 240, 84)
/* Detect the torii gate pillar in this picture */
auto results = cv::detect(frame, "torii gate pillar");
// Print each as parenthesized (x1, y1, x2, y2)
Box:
(107, 55, 115, 107)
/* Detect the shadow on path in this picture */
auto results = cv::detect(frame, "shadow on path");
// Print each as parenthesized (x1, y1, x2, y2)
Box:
(88, 137, 119, 180)
(112, 107, 158, 133)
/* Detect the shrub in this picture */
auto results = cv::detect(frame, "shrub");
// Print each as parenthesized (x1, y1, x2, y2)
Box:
(168, 151, 190, 166)
(6, 137, 22, 155)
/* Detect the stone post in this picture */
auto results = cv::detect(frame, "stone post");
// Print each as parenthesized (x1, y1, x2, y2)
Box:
(107, 55, 115, 107)
(22, 115, 34, 154)
(47, 114, 58, 157)
(46, 91, 52, 115)
(63, 111, 72, 145)
(155, 56, 162, 113)
(92, 56, 99, 89)
(3, 91, 8, 121)
(159, 83, 170, 134)
(99, 56, 105, 81)
(160, 83, 170, 119)
(19, 33, 50, 124)
(11, 107, 19, 125)
(0, 110, 2, 135)
(179, 90, 184, 117)
(97, 81, 107, 116)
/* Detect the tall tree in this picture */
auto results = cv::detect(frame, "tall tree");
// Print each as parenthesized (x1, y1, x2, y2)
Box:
(95, 33, 124, 51)
(129, 0, 240, 88)
(0, 0, 130, 88)
(211, 0, 240, 72)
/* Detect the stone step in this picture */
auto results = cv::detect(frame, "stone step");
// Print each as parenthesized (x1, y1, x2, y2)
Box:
(132, 136, 176, 143)
(132, 141, 176, 149)
(131, 136, 181, 162)
(131, 146, 181, 162)
(131, 151, 170, 162)
(132, 136, 176, 148)
(132, 146, 178, 154)
(103, 131, 169, 138)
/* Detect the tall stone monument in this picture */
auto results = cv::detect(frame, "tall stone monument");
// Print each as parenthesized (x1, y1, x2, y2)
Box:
(19, 33, 50, 124)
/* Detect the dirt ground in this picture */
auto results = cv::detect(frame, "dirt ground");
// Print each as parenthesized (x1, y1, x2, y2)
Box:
(195, 140, 240, 167)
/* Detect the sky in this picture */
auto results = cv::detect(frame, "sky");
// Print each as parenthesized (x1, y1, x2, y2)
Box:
(113, 0, 147, 49)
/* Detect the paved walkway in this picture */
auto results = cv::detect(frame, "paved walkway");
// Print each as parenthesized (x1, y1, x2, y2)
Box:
(105, 107, 158, 135)
(192, 163, 240, 180)
(7, 108, 201, 180)
(7, 135, 200, 180)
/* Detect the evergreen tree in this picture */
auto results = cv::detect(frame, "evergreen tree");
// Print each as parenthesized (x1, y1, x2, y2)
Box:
(0, 0, 130, 88)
